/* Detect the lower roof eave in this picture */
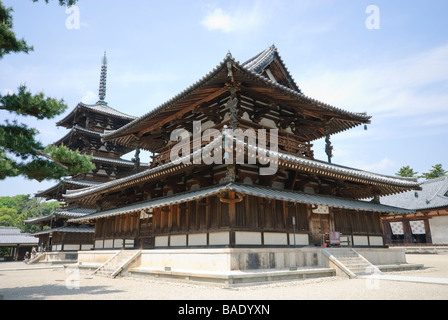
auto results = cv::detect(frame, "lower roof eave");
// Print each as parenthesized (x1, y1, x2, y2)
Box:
(69, 183, 415, 224)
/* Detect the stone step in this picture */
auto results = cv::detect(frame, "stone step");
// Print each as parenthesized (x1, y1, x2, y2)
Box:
(94, 250, 141, 277)
(339, 262, 370, 267)
(324, 248, 380, 277)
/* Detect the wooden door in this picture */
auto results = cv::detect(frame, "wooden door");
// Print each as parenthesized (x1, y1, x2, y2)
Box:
(310, 213, 330, 246)
(138, 216, 154, 249)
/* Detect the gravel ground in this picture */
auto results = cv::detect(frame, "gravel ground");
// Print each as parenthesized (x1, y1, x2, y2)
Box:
(0, 253, 447, 300)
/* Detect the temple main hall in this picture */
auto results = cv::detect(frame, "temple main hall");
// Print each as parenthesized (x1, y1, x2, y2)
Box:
(36, 46, 423, 283)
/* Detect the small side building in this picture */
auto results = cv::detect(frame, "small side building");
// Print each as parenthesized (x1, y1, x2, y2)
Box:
(0, 227, 38, 261)
(381, 176, 448, 246)
(24, 207, 96, 252)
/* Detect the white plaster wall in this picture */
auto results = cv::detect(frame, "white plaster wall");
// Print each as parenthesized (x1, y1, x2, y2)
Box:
(170, 235, 187, 247)
(235, 231, 262, 245)
(188, 233, 207, 246)
(104, 239, 114, 249)
(264, 232, 288, 245)
(353, 236, 369, 246)
(94, 240, 103, 249)
(81, 244, 94, 250)
(369, 236, 384, 246)
(209, 232, 230, 245)
(63, 244, 80, 251)
(289, 233, 309, 246)
(429, 216, 448, 245)
(155, 236, 168, 247)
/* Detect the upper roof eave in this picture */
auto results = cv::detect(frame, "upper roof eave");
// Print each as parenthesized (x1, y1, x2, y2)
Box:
(101, 49, 371, 145)
(56, 102, 136, 127)
(101, 56, 232, 142)
(53, 125, 102, 146)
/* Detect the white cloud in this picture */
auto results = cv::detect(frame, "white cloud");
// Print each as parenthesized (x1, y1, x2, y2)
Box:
(201, 8, 234, 32)
(200, 4, 265, 33)
(80, 90, 97, 104)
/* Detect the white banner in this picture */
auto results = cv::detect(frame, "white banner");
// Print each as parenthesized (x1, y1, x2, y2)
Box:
(390, 222, 404, 235)
(410, 220, 426, 235)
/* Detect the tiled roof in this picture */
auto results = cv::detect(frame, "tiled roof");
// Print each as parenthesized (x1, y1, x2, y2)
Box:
(63, 136, 223, 200)
(231, 131, 419, 189)
(0, 227, 38, 245)
(34, 178, 103, 198)
(53, 125, 101, 146)
(63, 132, 419, 202)
(92, 155, 149, 167)
(381, 176, 448, 210)
(69, 182, 414, 223)
(24, 207, 97, 225)
(64, 179, 104, 187)
(101, 47, 371, 147)
(0, 227, 22, 234)
(32, 226, 95, 236)
(78, 102, 136, 120)
(242, 45, 301, 92)
(56, 102, 136, 127)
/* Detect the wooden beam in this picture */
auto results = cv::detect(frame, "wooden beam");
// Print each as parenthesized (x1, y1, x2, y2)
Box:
(138, 87, 229, 138)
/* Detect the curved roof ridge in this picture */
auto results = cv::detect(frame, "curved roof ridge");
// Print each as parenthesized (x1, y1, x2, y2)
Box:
(242, 45, 301, 93)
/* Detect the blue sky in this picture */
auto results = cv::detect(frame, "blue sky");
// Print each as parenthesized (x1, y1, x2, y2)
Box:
(1, 0, 447, 197)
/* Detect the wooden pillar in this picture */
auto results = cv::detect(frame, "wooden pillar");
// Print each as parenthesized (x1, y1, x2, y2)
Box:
(402, 216, 413, 244)
(219, 191, 243, 247)
(423, 215, 432, 244)
(382, 220, 393, 245)
(228, 191, 237, 227)
(14, 245, 19, 261)
(329, 207, 335, 232)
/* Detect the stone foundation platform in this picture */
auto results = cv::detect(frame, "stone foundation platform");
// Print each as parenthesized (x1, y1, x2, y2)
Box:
(75, 247, 419, 286)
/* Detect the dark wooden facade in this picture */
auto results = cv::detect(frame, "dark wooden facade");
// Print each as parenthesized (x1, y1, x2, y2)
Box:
(34, 230, 94, 252)
(90, 193, 385, 249)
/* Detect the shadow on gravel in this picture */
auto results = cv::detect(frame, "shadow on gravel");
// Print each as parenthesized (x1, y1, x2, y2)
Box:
(0, 283, 124, 300)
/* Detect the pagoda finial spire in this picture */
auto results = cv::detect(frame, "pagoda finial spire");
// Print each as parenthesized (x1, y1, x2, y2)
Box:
(98, 51, 108, 105)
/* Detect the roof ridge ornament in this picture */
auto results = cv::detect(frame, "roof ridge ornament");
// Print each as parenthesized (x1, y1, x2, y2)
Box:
(98, 51, 108, 105)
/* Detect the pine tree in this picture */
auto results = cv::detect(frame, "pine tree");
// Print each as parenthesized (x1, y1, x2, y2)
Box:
(0, 0, 95, 182)
(396, 165, 418, 178)
(420, 164, 448, 180)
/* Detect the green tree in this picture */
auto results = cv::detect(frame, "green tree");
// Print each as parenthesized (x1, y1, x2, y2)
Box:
(420, 164, 448, 180)
(0, 0, 94, 182)
(396, 165, 419, 178)
(0, 195, 61, 232)
(0, 207, 18, 226)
